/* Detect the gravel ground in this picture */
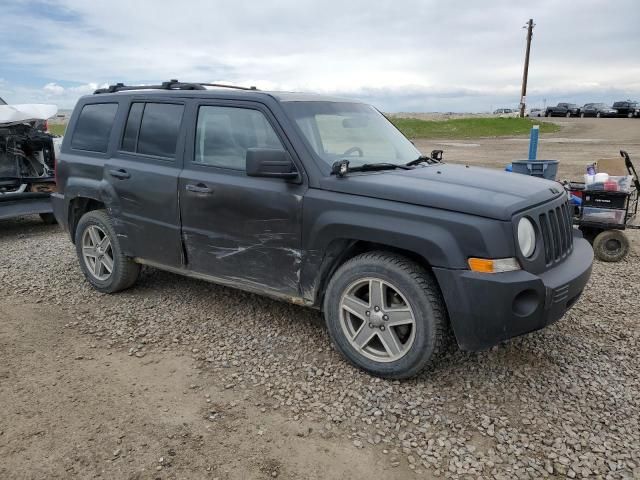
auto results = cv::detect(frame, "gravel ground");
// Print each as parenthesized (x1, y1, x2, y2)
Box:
(2, 118, 640, 479)
(1, 214, 639, 479)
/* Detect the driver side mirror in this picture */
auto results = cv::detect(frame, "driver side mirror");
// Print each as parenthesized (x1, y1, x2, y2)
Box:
(246, 148, 299, 180)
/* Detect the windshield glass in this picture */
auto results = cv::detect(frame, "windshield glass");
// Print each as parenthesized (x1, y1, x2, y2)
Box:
(282, 101, 421, 167)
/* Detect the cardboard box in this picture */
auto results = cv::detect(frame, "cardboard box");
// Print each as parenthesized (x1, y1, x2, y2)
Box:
(596, 157, 628, 176)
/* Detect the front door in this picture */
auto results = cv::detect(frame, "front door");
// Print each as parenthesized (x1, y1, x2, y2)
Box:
(105, 101, 186, 267)
(179, 102, 306, 296)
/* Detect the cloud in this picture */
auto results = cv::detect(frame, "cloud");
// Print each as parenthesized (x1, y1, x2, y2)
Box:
(43, 83, 64, 95)
(0, 0, 638, 111)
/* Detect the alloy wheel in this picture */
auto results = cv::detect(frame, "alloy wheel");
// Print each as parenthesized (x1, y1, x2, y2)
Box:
(339, 277, 416, 363)
(82, 225, 114, 281)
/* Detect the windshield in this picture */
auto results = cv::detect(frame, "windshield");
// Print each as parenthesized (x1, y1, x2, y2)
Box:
(282, 101, 421, 167)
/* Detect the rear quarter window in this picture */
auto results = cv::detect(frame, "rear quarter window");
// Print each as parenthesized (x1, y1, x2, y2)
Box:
(71, 103, 119, 153)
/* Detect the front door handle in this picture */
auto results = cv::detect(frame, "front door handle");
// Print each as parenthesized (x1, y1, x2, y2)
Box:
(108, 168, 130, 179)
(186, 183, 213, 194)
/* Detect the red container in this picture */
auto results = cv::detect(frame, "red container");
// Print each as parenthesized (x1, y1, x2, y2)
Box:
(604, 181, 619, 191)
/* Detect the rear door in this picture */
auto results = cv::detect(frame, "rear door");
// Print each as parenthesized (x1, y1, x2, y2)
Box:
(105, 100, 186, 267)
(179, 101, 306, 296)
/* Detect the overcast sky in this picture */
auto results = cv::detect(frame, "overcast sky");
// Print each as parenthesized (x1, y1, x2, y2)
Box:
(1, 0, 638, 112)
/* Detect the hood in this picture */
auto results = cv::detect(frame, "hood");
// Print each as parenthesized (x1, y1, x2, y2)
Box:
(318, 163, 563, 221)
(0, 104, 57, 126)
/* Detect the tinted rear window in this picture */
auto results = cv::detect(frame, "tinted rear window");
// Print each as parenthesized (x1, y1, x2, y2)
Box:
(137, 103, 184, 158)
(71, 103, 118, 152)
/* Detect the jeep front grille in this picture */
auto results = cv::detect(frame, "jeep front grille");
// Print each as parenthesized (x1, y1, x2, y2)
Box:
(538, 200, 574, 265)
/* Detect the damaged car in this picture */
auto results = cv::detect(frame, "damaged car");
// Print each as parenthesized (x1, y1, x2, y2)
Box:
(0, 100, 60, 223)
(52, 81, 593, 379)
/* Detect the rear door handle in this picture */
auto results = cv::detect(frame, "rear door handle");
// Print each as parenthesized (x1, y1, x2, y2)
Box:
(108, 168, 130, 179)
(186, 183, 213, 194)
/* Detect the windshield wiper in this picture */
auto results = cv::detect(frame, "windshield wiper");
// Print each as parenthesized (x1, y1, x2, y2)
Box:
(355, 163, 412, 171)
(405, 149, 444, 167)
(331, 160, 410, 177)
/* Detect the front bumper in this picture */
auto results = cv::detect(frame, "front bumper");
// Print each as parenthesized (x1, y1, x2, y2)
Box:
(0, 193, 53, 221)
(433, 236, 593, 351)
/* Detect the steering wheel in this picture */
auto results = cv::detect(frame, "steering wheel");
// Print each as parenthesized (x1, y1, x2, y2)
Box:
(343, 146, 364, 157)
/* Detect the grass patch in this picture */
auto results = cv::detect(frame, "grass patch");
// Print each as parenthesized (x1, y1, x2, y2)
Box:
(391, 117, 560, 139)
(48, 124, 67, 136)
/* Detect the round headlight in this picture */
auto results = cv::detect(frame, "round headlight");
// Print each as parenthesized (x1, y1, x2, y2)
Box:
(518, 217, 536, 258)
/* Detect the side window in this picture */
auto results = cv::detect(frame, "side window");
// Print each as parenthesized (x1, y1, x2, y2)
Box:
(194, 106, 283, 170)
(120, 103, 184, 158)
(71, 103, 118, 152)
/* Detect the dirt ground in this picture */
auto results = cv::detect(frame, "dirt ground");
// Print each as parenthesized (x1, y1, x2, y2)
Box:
(1, 117, 639, 479)
(413, 117, 640, 179)
(0, 299, 413, 480)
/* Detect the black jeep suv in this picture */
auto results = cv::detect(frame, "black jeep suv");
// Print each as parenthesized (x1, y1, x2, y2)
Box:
(52, 80, 593, 378)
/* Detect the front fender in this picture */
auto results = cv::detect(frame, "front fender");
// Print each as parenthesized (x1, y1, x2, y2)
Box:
(299, 189, 516, 303)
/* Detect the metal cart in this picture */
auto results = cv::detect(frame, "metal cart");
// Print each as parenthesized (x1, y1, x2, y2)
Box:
(568, 150, 639, 262)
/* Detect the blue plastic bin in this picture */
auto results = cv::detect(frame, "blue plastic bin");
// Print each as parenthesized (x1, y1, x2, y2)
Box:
(511, 160, 559, 180)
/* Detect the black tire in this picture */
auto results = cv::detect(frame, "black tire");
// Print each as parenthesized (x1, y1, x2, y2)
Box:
(593, 229, 630, 262)
(545, 112, 550, 117)
(323, 251, 448, 379)
(74, 209, 140, 293)
(39, 212, 57, 225)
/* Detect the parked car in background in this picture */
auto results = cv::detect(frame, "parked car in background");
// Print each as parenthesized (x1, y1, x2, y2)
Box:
(527, 108, 543, 117)
(493, 108, 518, 118)
(52, 80, 593, 379)
(0, 100, 59, 223)
(545, 103, 580, 117)
(580, 103, 617, 118)
(612, 100, 639, 118)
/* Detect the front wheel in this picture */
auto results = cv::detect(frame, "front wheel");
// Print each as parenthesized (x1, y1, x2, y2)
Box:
(323, 252, 448, 379)
(75, 209, 140, 293)
(566, 112, 572, 117)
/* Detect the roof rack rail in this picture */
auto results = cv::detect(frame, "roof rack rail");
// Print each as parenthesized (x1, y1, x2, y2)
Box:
(94, 79, 259, 94)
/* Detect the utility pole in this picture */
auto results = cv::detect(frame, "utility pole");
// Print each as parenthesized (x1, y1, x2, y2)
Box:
(519, 19, 534, 118)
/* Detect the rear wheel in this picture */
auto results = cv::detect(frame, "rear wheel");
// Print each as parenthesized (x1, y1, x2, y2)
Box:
(323, 252, 448, 379)
(593, 229, 630, 262)
(75, 209, 140, 293)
